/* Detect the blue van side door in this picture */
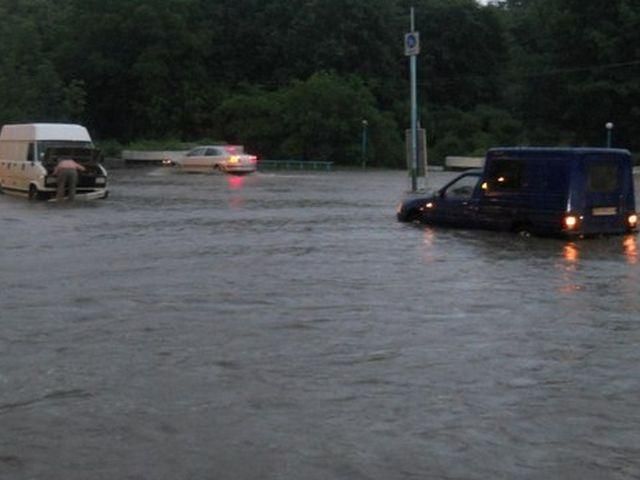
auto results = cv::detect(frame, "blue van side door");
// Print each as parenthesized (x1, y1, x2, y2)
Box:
(431, 172, 482, 227)
(474, 158, 526, 231)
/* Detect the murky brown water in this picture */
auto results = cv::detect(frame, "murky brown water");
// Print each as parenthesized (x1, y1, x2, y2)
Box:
(1, 168, 639, 479)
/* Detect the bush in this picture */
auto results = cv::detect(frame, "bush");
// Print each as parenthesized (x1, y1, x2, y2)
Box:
(95, 139, 123, 157)
(428, 105, 524, 164)
(213, 72, 403, 167)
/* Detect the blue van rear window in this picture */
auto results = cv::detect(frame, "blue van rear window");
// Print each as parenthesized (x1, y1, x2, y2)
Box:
(587, 163, 619, 192)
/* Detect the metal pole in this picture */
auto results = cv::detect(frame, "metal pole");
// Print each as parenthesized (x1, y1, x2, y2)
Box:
(605, 122, 613, 148)
(410, 7, 418, 192)
(361, 119, 368, 169)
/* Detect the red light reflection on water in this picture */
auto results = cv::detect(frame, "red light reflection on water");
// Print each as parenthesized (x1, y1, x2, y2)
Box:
(226, 175, 246, 209)
(227, 175, 245, 190)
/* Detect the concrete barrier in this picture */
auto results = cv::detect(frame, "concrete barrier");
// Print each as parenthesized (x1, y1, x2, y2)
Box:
(445, 156, 484, 170)
(121, 150, 188, 165)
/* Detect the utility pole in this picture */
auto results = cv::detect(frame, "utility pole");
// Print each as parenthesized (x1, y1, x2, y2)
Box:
(405, 8, 420, 192)
(361, 119, 368, 169)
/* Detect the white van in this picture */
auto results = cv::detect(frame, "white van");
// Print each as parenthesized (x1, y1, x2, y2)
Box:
(0, 123, 108, 200)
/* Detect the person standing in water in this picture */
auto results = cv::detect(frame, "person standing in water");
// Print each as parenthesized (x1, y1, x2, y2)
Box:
(54, 159, 86, 201)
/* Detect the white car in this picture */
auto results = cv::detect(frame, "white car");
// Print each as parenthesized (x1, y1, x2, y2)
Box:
(176, 145, 258, 175)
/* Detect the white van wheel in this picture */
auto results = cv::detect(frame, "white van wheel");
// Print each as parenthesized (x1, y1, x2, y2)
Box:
(28, 184, 39, 201)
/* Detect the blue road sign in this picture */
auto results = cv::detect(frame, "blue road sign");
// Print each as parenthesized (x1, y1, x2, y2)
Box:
(404, 32, 420, 56)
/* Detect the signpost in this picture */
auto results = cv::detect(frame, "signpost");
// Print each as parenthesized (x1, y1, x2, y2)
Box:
(361, 119, 368, 169)
(406, 8, 420, 192)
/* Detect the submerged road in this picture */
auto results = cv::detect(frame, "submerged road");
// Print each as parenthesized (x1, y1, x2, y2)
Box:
(1, 168, 639, 479)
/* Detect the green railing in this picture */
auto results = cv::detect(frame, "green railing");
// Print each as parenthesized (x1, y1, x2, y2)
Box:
(258, 160, 333, 171)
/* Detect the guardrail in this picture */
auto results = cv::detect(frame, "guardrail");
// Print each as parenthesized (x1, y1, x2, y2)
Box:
(258, 160, 333, 171)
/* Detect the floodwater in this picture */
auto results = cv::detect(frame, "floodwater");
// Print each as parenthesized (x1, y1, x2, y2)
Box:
(1, 167, 639, 480)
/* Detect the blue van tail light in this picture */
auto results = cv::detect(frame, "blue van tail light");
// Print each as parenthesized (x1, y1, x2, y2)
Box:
(564, 215, 579, 230)
(628, 214, 638, 229)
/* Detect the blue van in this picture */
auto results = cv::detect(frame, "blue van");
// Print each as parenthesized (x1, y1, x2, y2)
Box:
(397, 147, 638, 236)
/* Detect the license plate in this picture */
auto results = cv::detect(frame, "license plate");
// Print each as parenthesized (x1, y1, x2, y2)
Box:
(592, 207, 617, 216)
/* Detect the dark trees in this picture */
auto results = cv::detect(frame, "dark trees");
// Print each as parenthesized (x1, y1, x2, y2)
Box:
(2, 0, 639, 163)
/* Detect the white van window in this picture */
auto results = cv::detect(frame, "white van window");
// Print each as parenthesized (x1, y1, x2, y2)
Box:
(27, 143, 34, 161)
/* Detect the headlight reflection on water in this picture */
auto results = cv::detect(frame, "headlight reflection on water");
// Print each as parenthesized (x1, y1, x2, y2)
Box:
(562, 236, 637, 266)
(559, 241, 583, 294)
(558, 235, 639, 295)
(563, 242, 579, 264)
(623, 235, 638, 265)
(420, 228, 438, 264)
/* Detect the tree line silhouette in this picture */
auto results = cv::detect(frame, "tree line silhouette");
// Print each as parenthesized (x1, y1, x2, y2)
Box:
(1, 0, 638, 165)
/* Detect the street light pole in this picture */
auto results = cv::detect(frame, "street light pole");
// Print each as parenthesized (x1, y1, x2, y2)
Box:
(361, 119, 368, 169)
(409, 8, 418, 192)
(605, 122, 614, 148)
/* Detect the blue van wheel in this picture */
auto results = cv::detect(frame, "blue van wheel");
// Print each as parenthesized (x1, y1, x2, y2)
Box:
(512, 222, 532, 237)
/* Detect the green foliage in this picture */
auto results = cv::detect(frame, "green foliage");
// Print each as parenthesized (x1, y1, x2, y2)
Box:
(414, 0, 508, 109)
(0, 0, 83, 124)
(2, 0, 640, 161)
(213, 87, 288, 158)
(500, 0, 640, 150)
(429, 105, 523, 164)
(124, 139, 196, 151)
(95, 139, 123, 158)
(213, 73, 403, 166)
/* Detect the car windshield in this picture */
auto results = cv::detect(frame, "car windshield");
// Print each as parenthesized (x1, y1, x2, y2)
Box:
(443, 174, 480, 200)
